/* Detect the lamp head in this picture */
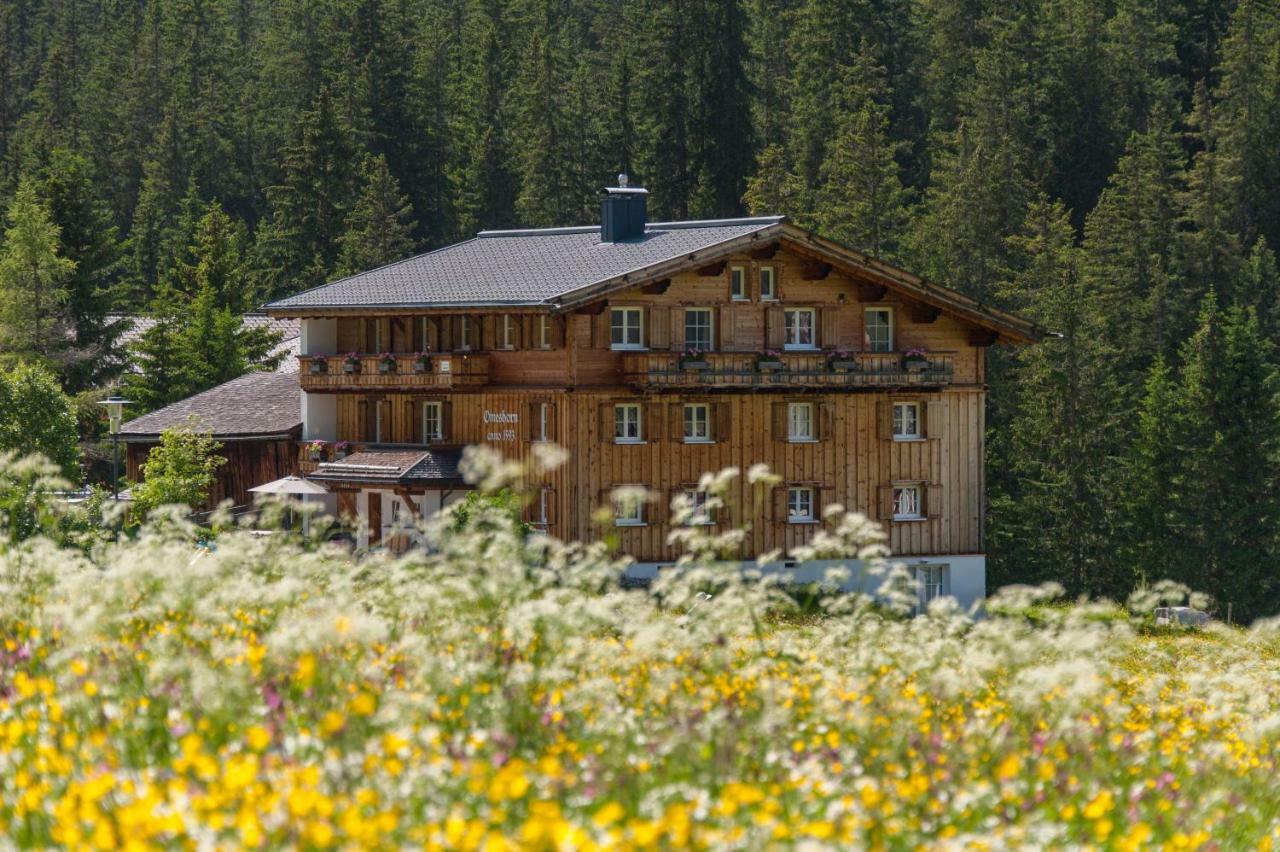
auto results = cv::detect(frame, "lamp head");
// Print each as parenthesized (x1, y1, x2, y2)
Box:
(98, 394, 133, 433)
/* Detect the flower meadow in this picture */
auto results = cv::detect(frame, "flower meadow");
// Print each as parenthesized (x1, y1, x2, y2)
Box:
(2, 452, 1280, 849)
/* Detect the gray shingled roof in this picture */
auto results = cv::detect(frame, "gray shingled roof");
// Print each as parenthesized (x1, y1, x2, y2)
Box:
(119, 370, 301, 439)
(109, 314, 302, 374)
(264, 219, 784, 311)
(308, 448, 465, 485)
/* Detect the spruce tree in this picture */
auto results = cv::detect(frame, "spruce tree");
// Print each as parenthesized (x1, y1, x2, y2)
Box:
(742, 145, 808, 221)
(337, 155, 419, 276)
(0, 177, 77, 367)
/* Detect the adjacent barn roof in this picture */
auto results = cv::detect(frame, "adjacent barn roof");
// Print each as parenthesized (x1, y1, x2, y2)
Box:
(307, 448, 466, 486)
(110, 314, 302, 374)
(263, 218, 785, 311)
(119, 370, 301, 440)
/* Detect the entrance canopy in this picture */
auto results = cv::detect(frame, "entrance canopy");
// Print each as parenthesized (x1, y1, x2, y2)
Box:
(306, 448, 467, 489)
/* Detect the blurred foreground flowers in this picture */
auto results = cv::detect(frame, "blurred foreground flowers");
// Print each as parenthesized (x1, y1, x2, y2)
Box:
(1, 449, 1279, 848)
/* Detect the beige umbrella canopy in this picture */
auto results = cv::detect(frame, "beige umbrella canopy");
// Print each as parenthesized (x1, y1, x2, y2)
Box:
(249, 476, 329, 496)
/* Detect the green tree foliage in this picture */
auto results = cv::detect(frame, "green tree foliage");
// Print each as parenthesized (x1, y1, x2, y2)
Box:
(0, 362, 81, 479)
(337, 155, 419, 276)
(131, 427, 226, 517)
(0, 178, 77, 366)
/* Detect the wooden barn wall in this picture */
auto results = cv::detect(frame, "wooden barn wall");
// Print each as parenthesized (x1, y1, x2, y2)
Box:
(124, 434, 301, 510)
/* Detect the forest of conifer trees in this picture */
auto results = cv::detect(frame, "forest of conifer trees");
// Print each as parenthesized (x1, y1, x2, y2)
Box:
(1, 0, 1279, 612)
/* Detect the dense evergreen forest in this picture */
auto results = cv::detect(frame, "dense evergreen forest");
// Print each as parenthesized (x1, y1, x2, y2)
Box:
(1, 0, 1279, 614)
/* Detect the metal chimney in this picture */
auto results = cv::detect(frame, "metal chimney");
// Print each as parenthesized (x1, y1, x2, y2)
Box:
(601, 173, 648, 242)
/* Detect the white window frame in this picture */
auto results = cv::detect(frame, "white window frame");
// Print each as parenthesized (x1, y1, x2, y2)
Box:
(535, 488, 550, 528)
(501, 315, 516, 349)
(684, 308, 714, 351)
(610, 307, 645, 350)
(892, 401, 921, 441)
(916, 564, 948, 609)
(422, 401, 443, 443)
(865, 307, 894, 353)
(787, 402, 815, 443)
(683, 403, 713, 444)
(614, 490, 646, 527)
(729, 265, 747, 301)
(892, 484, 923, 521)
(685, 490, 714, 526)
(458, 316, 472, 351)
(614, 403, 643, 443)
(537, 316, 551, 349)
(784, 308, 817, 350)
(760, 266, 777, 300)
(787, 486, 815, 524)
(532, 402, 549, 443)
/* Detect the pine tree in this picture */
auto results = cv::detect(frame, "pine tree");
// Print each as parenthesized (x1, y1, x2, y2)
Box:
(337, 154, 418, 276)
(742, 145, 808, 220)
(1180, 81, 1242, 303)
(0, 177, 77, 366)
(686, 0, 754, 217)
(1234, 238, 1280, 339)
(123, 287, 187, 412)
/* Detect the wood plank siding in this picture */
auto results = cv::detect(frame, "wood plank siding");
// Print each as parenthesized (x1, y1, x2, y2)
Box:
(292, 242, 1001, 559)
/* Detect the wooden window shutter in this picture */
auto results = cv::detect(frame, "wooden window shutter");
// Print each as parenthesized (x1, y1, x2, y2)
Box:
(669, 403, 684, 441)
(360, 399, 375, 442)
(820, 307, 837, 350)
(877, 485, 894, 521)
(361, 318, 375, 353)
(592, 312, 609, 349)
(765, 306, 785, 349)
(645, 403, 663, 442)
(772, 486, 788, 522)
(440, 400, 453, 441)
(410, 400, 423, 444)
(522, 316, 535, 349)
(717, 306, 731, 351)
(512, 315, 523, 349)
(818, 484, 836, 515)
(927, 483, 942, 519)
(337, 318, 359, 352)
(649, 306, 670, 350)
(481, 316, 495, 351)
(378, 318, 392, 352)
(876, 400, 893, 440)
(527, 402, 540, 441)
(670, 309, 685, 350)
(714, 401, 731, 442)
(599, 403, 614, 442)
(411, 317, 424, 352)
(337, 490, 357, 523)
(817, 402, 834, 441)
(925, 400, 947, 440)
(772, 402, 788, 442)
(550, 316, 566, 348)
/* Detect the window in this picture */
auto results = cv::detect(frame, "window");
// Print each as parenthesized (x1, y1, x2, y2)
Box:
(730, 265, 747, 300)
(684, 309, 714, 351)
(865, 308, 893, 352)
(537, 489, 550, 527)
(784, 308, 816, 350)
(501, 315, 516, 349)
(610, 307, 644, 349)
(614, 491, 645, 526)
(614, 403, 642, 443)
(787, 402, 814, 442)
(683, 404, 712, 443)
(788, 487, 815, 523)
(892, 402, 920, 440)
(532, 402, 549, 442)
(917, 565, 947, 608)
(537, 316, 551, 349)
(685, 490, 714, 525)
(893, 484, 922, 520)
(760, 266, 776, 300)
(422, 401, 443, 442)
(458, 316, 471, 350)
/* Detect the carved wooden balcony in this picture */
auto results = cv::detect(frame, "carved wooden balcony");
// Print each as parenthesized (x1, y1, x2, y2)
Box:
(621, 351, 954, 390)
(298, 353, 489, 391)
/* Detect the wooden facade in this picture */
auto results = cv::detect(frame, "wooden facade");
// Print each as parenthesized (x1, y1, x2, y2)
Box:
(288, 237, 1022, 562)
(125, 433, 301, 510)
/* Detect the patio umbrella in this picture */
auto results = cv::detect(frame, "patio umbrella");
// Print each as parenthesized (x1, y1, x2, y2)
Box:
(249, 476, 328, 533)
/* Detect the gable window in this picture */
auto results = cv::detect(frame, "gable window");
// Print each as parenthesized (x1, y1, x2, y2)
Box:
(422, 401, 443, 442)
(788, 487, 815, 523)
(684, 309, 714, 351)
(893, 484, 922, 520)
(614, 490, 646, 526)
(787, 402, 815, 442)
(611, 307, 644, 350)
(892, 402, 921, 440)
(760, 266, 777, 300)
(614, 403, 642, 443)
(865, 308, 893, 352)
(683, 404, 712, 443)
(685, 490, 714, 526)
(500, 315, 516, 349)
(729, 265, 747, 300)
(537, 316, 551, 349)
(784, 308, 816, 350)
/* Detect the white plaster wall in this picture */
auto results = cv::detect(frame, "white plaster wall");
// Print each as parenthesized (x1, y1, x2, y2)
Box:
(621, 555, 987, 610)
(300, 318, 337, 356)
(302, 392, 337, 441)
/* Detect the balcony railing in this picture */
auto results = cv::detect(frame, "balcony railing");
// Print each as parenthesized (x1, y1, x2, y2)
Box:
(622, 351, 955, 390)
(298, 353, 489, 390)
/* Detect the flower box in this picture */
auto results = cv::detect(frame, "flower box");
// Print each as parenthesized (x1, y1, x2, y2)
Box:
(681, 359, 711, 372)
(756, 358, 784, 372)
(343, 357, 360, 374)
(828, 359, 858, 372)
(309, 359, 328, 375)
(378, 358, 396, 374)
(903, 353, 930, 372)
(413, 356, 431, 374)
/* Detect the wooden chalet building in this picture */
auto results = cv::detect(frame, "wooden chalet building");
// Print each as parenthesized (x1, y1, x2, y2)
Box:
(265, 178, 1044, 606)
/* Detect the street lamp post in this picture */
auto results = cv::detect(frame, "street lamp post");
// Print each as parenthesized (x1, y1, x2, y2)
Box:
(98, 395, 132, 501)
